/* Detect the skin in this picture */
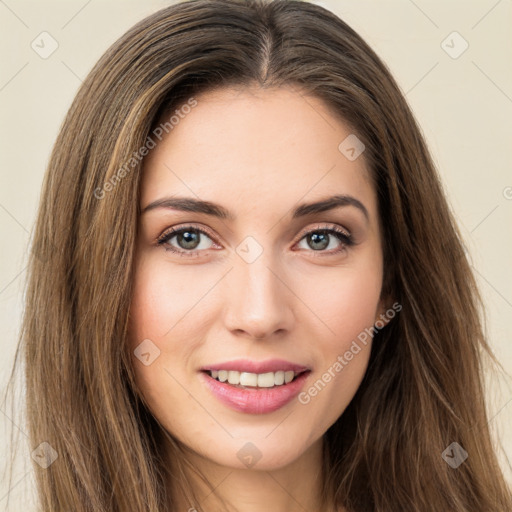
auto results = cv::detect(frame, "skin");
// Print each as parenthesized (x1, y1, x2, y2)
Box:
(128, 85, 390, 512)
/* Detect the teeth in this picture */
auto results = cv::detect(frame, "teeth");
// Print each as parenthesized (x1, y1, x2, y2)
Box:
(257, 372, 275, 388)
(227, 371, 240, 384)
(240, 372, 258, 386)
(207, 369, 303, 387)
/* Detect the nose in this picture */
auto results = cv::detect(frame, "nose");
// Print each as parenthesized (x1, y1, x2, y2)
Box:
(222, 250, 295, 340)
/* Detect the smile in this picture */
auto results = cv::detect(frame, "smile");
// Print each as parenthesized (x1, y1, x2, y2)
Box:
(199, 359, 311, 414)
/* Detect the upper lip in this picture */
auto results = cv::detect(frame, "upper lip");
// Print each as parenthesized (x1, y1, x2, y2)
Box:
(200, 358, 311, 374)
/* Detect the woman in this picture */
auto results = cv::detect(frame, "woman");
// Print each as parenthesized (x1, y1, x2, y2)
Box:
(5, 0, 511, 510)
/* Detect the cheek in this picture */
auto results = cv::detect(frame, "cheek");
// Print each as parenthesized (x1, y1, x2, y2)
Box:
(128, 256, 209, 350)
(328, 280, 381, 345)
(127, 257, 216, 416)
(305, 258, 383, 347)
(127, 264, 206, 439)
(291, 254, 382, 423)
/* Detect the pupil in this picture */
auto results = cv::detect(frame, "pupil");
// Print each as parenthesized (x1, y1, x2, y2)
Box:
(178, 230, 200, 249)
(309, 232, 329, 250)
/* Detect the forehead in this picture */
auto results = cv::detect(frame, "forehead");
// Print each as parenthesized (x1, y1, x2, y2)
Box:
(140, 86, 377, 221)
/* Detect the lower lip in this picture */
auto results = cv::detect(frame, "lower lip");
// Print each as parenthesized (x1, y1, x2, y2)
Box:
(200, 371, 310, 414)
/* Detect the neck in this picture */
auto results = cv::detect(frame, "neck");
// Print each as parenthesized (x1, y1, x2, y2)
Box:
(167, 436, 338, 512)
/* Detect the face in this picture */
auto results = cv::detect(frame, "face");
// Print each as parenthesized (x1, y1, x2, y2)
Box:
(128, 85, 387, 471)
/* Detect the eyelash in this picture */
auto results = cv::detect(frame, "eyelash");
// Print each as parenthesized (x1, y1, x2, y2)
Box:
(156, 223, 354, 258)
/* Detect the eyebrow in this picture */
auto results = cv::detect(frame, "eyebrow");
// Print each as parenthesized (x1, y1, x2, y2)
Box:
(141, 194, 369, 221)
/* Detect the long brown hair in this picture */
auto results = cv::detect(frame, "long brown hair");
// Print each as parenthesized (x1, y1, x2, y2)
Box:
(4, 0, 511, 510)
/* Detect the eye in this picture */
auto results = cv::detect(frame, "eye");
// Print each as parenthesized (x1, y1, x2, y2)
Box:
(156, 223, 354, 258)
(157, 225, 218, 257)
(295, 226, 353, 255)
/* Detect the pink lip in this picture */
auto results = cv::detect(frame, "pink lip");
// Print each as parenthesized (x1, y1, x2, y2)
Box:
(199, 369, 311, 415)
(200, 358, 310, 374)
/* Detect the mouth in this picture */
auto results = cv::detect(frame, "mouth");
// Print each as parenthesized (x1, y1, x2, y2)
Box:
(199, 361, 312, 414)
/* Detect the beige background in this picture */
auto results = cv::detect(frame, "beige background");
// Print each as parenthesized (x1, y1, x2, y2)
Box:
(1, 0, 511, 507)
